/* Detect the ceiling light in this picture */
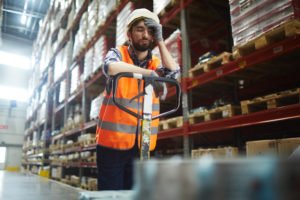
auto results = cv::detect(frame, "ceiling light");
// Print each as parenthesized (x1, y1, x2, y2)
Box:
(21, 14, 27, 25)
(0, 51, 31, 70)
(0, 85, 29, 102)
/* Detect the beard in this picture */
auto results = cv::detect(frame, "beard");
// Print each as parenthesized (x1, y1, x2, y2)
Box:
(131, 39, 152, 52)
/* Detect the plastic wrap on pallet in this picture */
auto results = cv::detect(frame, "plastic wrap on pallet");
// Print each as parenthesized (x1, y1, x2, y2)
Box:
(54, 50, 64, 82)
(229, 0, 300, 46)
(73, 12, 88, 59)
(87, 0, 99, 41)
(54, 1, 68, 28)
(84, 47, 94, 80)
(75, 0, 85, 13)
(70, 65, 80, 94)
(116, 2, 134, 46)
(89, 92, 105, 121)
(152, 29, 182, 66)
(37, 102, 46, 124)
(39, 84, 47, 104)
(53, 41, 72, 82)
(40, 39, 53, 74)
(93, 36, 107, 73)
(74, 104, 83, 125)
(57, 28, 66, 43)
(67, 3, 75, 29)
(153, 0, 173, 15)
(58, 79, 66, 104)
(62, 40, 73, 73)
(98, 0, 119, 26)
(51, 167, 62, 179)
(32, 131, 38, 147)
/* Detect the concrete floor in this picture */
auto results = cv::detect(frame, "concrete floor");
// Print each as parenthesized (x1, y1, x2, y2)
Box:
(0, 170, 81, 200)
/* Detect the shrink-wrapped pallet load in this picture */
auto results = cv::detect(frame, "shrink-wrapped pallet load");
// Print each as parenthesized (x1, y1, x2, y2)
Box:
(152, 29, 182, 69)
(73, 12, 88, 59)
(153, 0, 174, 15)
(93, 36, 107, 73)
(89, 93, 105, 121)
(116, 2, 134, 46)
(229, 0, 300, 47)
(87, 0, 99, 41)
(84, 47, 94, 80)
(70, 65, 80, 94)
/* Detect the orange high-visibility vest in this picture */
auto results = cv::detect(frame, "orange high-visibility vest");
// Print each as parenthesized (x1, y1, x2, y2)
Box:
(96, 45, 160, 150)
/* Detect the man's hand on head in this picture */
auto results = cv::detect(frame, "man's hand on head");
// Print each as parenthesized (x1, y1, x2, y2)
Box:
(144, 18, 163, 42)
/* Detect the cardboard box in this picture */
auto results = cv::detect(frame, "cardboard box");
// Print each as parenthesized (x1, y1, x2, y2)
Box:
(277, 137, 300, 157)
(246, 139, 277, 157)
(192, 147, 239, 159)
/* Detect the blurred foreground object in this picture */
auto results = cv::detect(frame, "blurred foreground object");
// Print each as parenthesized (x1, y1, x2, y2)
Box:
(134, 157, 300, 200)
(79, 157, 300, 200)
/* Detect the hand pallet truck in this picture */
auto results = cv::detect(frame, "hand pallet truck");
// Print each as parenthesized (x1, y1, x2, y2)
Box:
(111, 72, 181, 160)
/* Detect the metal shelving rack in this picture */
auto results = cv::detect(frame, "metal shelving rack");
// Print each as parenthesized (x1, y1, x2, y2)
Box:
(159, 35, 300, 140)
(155, 0, 300, 157)
(23, 0, 300, 186)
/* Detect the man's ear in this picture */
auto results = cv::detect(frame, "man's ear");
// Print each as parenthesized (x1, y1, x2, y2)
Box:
(127, 31, 132, 42)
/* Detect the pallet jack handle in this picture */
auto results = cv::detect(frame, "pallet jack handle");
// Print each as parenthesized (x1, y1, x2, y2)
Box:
(111, 72, 181, 119)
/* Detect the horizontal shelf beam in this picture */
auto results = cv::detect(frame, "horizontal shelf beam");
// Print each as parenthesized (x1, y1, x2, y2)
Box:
(158, 104, 300, 139)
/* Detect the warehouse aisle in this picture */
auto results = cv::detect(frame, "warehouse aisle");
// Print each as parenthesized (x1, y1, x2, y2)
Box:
(0, 171, 80, 200)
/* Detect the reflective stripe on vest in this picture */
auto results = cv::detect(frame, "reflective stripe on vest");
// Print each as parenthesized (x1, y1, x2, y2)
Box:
(96, 45, 161, 150)
(97, 119, 159, 135)
(103, 96, 160, 112)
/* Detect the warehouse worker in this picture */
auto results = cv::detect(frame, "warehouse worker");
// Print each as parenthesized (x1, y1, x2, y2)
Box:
(96, 8, 180, 190)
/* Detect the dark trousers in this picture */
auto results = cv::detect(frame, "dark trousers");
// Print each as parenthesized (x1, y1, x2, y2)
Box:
(96, 144, 138, 190)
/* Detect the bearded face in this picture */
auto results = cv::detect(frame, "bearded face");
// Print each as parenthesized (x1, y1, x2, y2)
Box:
(128, 20, 154, 52)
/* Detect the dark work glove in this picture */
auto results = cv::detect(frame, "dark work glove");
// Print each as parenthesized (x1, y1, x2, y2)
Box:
(150, 71, 167, 100)
(144, 18, 163, 42)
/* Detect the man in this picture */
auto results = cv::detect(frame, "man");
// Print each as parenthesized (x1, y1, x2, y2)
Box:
(96, 8, 180, 190)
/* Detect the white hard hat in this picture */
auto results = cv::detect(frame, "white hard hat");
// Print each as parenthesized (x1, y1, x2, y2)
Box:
(126, 8, 160, 31)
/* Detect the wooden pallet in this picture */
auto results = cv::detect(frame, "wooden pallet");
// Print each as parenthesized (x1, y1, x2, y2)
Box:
(87, 184, 97, 191)
(233, 19, 300, 59)
(189, 104, 241, 124)
(81, 183, 97, 191)
(159, 116, 183, 130)
(241, 88, 300, 114)
(80, 178, 98, 191)
(80, 138, 96, 147)
(189, 52, 233, 77)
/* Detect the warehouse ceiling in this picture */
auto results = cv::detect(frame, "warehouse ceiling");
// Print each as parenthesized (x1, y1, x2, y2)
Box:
(0, 0, 50, 42)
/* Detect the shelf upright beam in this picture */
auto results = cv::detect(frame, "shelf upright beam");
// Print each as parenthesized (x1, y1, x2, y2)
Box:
(180, 0, 191, 158)
(189, 104, 300, 134)
(51, 79, 56, 133)
(82, 62, 87, 135)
